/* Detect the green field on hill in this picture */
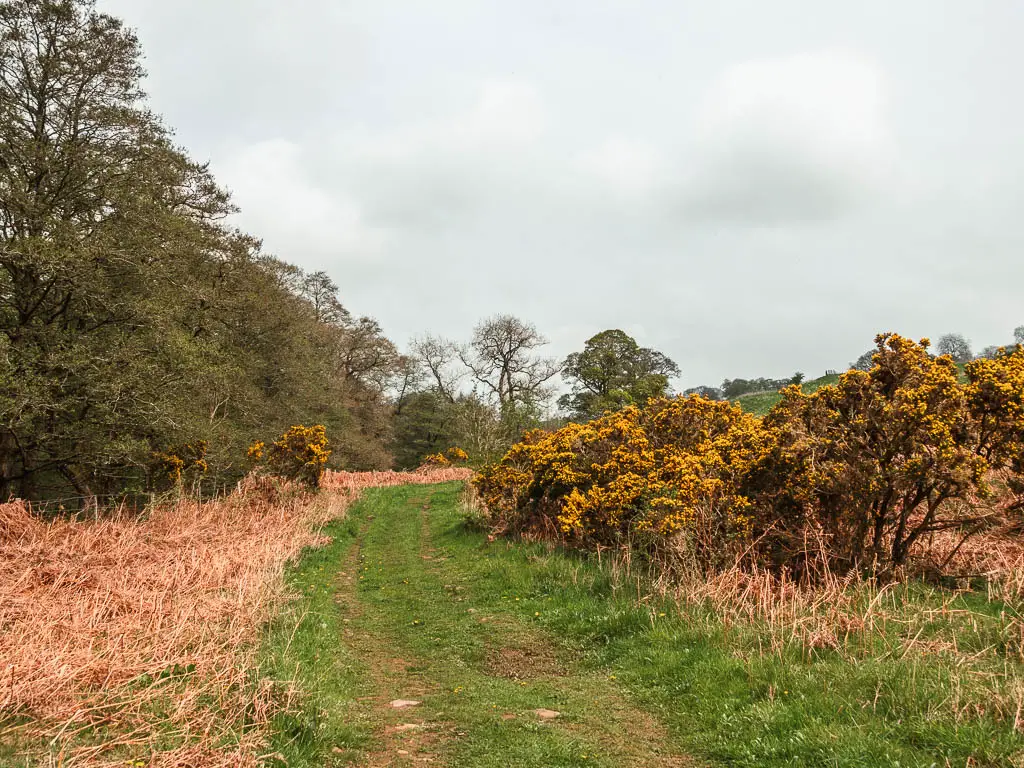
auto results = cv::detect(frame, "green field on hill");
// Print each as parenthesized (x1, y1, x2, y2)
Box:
(732, 373, 841, 416)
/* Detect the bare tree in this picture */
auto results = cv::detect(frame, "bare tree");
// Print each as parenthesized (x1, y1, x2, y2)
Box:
(936, 333, 973, 364)
(458, 315, 560, 411)
(390, 355, 424, 415)
(850, 349, 876, 371)
(410, 334, 463, 403)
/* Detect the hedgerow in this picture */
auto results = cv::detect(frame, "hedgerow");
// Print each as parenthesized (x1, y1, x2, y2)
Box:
(476, 334, 1024, 579)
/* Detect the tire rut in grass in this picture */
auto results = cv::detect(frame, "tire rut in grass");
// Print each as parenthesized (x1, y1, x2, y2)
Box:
(415, 491, 694, 768)
(347, 488, 594, 766)
(332, 485, 694, 766)
(333, 495, 450, 766)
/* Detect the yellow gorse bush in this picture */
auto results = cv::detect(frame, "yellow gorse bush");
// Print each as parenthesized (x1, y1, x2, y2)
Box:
(150, 441, 209, 487)
(421, 446, 471, 468)
(421, 452, 450, 467)
(477, 334, 1024, 578)
(965, 345, 1024, 510)
(249, 425, 331, 488)
(476, 397, 771, 557)
(445, 446, 470, 463)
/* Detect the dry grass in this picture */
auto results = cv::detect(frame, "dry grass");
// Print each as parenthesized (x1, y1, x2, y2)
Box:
(913, 507, 1024, 602)
(321, 466, 474, 491)
(0, 469, 474, 767)
(638, 516, 1024, 651)
(553, 492, 1024, 730)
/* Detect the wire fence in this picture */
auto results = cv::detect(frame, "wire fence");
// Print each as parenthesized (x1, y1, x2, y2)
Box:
(10, 481, 240, 516)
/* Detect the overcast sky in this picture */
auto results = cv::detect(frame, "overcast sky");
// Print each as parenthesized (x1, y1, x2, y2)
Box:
(99, 0, 1024, 389)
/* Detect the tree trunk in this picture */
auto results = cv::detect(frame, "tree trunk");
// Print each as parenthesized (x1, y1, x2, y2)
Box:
(60, 465, 98, 512)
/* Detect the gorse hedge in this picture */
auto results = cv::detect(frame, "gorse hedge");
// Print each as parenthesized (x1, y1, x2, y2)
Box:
(476, 334, 1024, 578)
(476, 395, 768, 574)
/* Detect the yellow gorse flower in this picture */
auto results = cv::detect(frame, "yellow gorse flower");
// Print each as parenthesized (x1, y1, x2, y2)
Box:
(475, 335, 1024, 577)
(249, 425, 331, 488)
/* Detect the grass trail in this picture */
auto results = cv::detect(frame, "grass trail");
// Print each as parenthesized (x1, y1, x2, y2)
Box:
(263, 484, 690, 767)
(264, 483, 1024, 767)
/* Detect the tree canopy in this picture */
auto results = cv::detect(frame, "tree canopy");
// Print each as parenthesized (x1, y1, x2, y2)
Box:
(558, 329, 679, 420)
(3, 0, 1020, 502)
(0, 0, 400, 504)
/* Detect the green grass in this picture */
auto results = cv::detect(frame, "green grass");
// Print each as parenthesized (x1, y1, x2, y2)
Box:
(265, 485, 685, 767)
(734, 367, 970, 416)
(260, 513, 374, 766)
(261, 482, 1024, 767)
(734, 373, 840, 416)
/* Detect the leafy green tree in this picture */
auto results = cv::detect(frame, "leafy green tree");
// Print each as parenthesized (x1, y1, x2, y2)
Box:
(720, 379, 751, 398)
(391, 389, 454, 469)
(1015, 326, 1024, 345)
(683, 385, 724, 400)
(0, 0, 235, 501)
(720, 375, 799, 399)
(559, 329, 679, 420)
(0, 0, 401, 503)
(390, 389, 513, 468)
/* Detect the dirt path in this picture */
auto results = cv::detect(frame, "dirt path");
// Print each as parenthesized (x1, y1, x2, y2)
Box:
(320, 484, 693, 767)
(331, 495, 448, 766)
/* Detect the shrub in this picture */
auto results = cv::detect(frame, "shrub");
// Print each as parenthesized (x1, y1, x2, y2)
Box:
(420, 452, 450, 468)
(445, 446, 470, 463)
(753, 335, 983, 575)
(965, 344, 1024, 511)
(476, 334, 1024, 581)
(419, 446, 470, 469)
(150, 441, 209, 489)
(753, 335, 1024, 575)
(475, 397, 772, 567)
(249, 425, 331, 488)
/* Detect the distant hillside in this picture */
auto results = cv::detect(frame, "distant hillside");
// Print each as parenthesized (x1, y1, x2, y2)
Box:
(733, 373, 842, 416)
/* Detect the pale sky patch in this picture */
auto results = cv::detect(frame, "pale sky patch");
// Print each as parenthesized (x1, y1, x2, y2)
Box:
(683, 50, 894, 223)
(219, 140, 389, 262)
(576, 137, 663, 198)
(99, 0, 1024, 389)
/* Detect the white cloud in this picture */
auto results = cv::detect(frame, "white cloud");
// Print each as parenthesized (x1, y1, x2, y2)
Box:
(211, 80, 549, 253)
(350, 79, 546, 162)
(106, 0, 1024, 388)
(310, 79, 551, 234)
(216, 139, 388, 261)
(453, 80, 546, 147)
(576, 137, 663, 197)
(684, 49, 894, 223)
